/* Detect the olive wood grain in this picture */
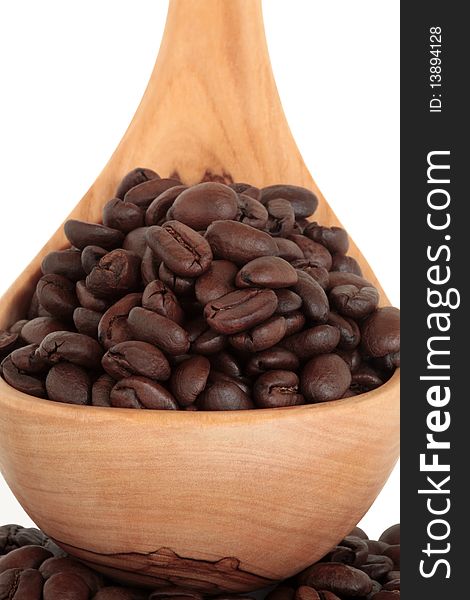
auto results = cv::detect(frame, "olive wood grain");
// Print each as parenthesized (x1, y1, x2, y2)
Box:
(0, 0, 399, 592)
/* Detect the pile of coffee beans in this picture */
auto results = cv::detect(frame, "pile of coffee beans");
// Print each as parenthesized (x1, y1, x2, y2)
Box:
(0, 168, 400, 409)
(1, 523, 400, 599)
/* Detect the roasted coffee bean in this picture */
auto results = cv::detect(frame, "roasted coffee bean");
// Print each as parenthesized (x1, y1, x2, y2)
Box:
(170, 182, 239, 230)
(43, 571, 90, 600)
(265, 198, 295, 237)
(102, 341, 170, 382)
(191, 327, 227, 355)
(198, 381, 254, 410)
(128, 307, 190, 355)
(236, 193, 269, 229)
(0, 567, 43, 599)
(38, 331, 103, 369)
(379, 524, 400, 546)
(141, 246, 161, 286)
(384, 571, 400, 583)
(365, 540, 389, 555)
(204, 288, 278, 334)
(236, 256, 298, 288)
(209, 352, 243, 378)
(64, 220, 124, 250)
(293, 270, 329, 323)
(40, 555, 103, 593)
(361, 308, 400, 360)
(246, 347, 299, 376)
(122, 226, 149, 258)
(351, 364, 384, 393)
(331, 254, 363, 276)
(46, 363, 91, 405)
(97, 293, 142, 349)
(335, 348, 361, 372)
(0, 355, 46, 397)
(350, 526, 369, 540)
(142, 280, 184, 324)
(359, 555, 394, 580)
(373, 352, 400, 371)
(8, 320, 28, 335)
(301, 354, 351, 402)
(330, 285, 379, 319)
(230, 316, 287, 353)
(282, 325, 340, 360)
(73, 308, 102, 338)
(284, 311, 307, 336)
(370, 591, 400, 599)
(195, 260, 238, 305)
(275, 237, 304, 261)
(383, 546, 400, 569)
(260, 184, 318, 218)
(20, 317, 69, 345)
(292, 262, 330, 290)
(86, 249, 141, 297)
(123, 177, 181, 208)
(289, 235, 332, 271)
(41, 249, 84, 281)
(95, 587, 147, 600)
(275, 290, 303, 314)
(0, 525, 53, 555)
(327, 536, 369, 567)
(328, 312, 361, 350)
(145, 185, 188, 226)
(9, 344, 47, 374)
(159, 262, 195, 295)
(295, 586, 321, 600)
(367, 580, 385, 597)
(253, 370, 304, 408)
(36, 274, 78, 319)
(0, 545, 52, 573)
(298, 562, 372, 597)
(146, 221, 213, 277)
(0, 331, 18, 357)
(205, 220, 278, 264)
(102, 197, 144, 233)
(81, 246, 107, 275)
(115, 167, 160, 199)
(149, 587, 204, 600)
(304, 223, 349, 255)
(91, 374, 114, 407)
(383, 578, 400, 590)
(170, 356, 210, 406)
(110, 376, 178, 409)
(327, 271, 372, 291)
(75, 280, 109, 312)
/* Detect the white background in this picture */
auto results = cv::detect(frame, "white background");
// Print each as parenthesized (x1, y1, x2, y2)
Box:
(0, 1, 399, 540)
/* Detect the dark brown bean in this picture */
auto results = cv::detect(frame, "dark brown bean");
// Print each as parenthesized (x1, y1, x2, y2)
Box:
(0, 545, 52, 573)
(0, 355, 46, 397)
(158, 262, 195, 296)
(198, 381, 254, 410)
(191, 327, 227, 355)
(383, 546, 400, 569)
(327, 271, 373, 291)
(148, 587, 204, 600)
(349, 526, 369, 540)
(282, 325, 340, 360)
(86, 249, 141, 298)
(289, 235, 332, 270)
(195, 260, 238, 305)
(73, 308, 102, 338)
(170, 182, 239, 230)
(209, 352, 243, 378)
(0, 567, 43, 599)
(275, 290, 303, 314)
(208, 371, 251, 395)
(292, 261, 330, 289)
(260, 184, 318, 218)
(327, 536, 369, 567)
(304, 223, 349, 254)
(41, 554, 103, 590)
(64, 219, 124, 250)
(92, 374, 114, 407)
(246, 347, 299, 376)
(43, 572, 90, 600)
(371, 590, 400, 599)
(46, 363, 91, 405)
(284, 311, 307, 336)
(366, 540, 389, 555)
(141, 246, 161, 286)
(301, 354, 351, 402)
(123, 178, 181, 208)
(122, 226, 149, 258)
(361, 308, 400, 359)
(128, 307, 190, 355)
(102, 197, 144, 233)
(295, 586, 320, 600)
(379, 524, 400, 546)
(293, 270, 329, 323)
(351, 363, 384, 393)
(41, 249, 84, 281)
(204, 288, 278, 334)
(0, 330, 19, 356)
(20, 317, 69, 345)
(230, 316, 286, 353)
(146, 221, 213, 277)
(9, 344, 48, 374)
(297, 562, 372, 597)
(170, 356, 211, 406)
(115, 167, 160, 199)
(36, 274, 78, 319)
(275, 237, 305, 261)
(102, 341, 170, 381)
(236, 256, 298, 289)
(335, 348, 361, 372)
(38, 331, 104, 369)
(265, 198, 295, 237)
(75, 280, 109, 312)
(327, 312, 361, 350)
(331, 254, 363, 276)
(81, 245, 107, 275)
(360, 555, 394, 580)
(95, 587, 147, 600)
(330, 285, 379, 319)
(254, 370, 304, 408)
(97, 293, 142, 349)
(205, 220, 278, 265)
(236, 193, 269, 229)
(145, 185, 188, 225)
(8, 320, 28, 335)
(142, 280, 184, 324)
(110, 376, 178, 409)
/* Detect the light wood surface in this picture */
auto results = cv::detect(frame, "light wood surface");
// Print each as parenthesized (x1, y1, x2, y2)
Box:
(0, 0, 399, 592)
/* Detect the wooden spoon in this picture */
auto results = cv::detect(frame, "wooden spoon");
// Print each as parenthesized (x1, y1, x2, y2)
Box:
(0, 0, 399, 592)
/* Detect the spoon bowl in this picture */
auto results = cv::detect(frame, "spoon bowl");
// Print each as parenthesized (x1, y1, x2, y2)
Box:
(0, 0, 399, 592)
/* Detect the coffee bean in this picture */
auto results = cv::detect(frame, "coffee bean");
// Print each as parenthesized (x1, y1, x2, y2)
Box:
(8, 320, 28, 335)
(229, 316, 287, 353)
(209, 352, 243, 378)
(159, 262, 195, 296)
(327, 536, 369, 567)
(295, 586, 320, 600)
(141, 247, 161, 286)
(20, 317, 68, 345)
(149, 587, 204, 600)
(142, 280, 184, 324)
(198, 381, 254, 410)
(102, 197, 144, 233)
(81, 246, 107, 275)
(128, 307, 190, 356)
(330, 285, 379, 319)
(359, 555, 394, 580)
(91, 374, 114, 407)
(254, 370, 304, 408)
(0, 331, 19, 357)
(46, 363, 91, 405)
(327, 312, 361, 350)
(1, 355, 46, 397)
(246, 347, 299, 376)
(351, 363, 384, 393)
(170, 182, 239, 230)
(205, 220, 278, 264)
(204, 288, 278, 334)
(146, 221, 213, 277)
(298, 562, 372, 597)
(102, 341, 170, 381)
(331, 254, 363, 276)
(95, 587, 146, 600)
(260, 184, 318, 218)
(115, 167, 160, 199)
(282, 325, 340, 360)
(73, 308, 102, 338)
(43, 572, 90, 600)
(123, 178, 181, 208)
(110, 377, 178, 409)
(191, 326, 227, 355)
(64, 220, 124, 250)
(36, 274, 78, 319)
(365, 540, 389, 555)
(361, 308, 400, 360)
(170, 356, 210, 406)
(301, 354, 351, 402)
(284, 311, 307, 336)
(236, 256, 298, 288)
(379, 524, 400, 546)
(9, 344, 47, 374)
(300, 266, 330, 290)
(383, 546, 400, 569)
(292, 271, 329, 323)
(304, 223, 349, 255)
(86, 249, 141, 298)
(327, 271, 373, 291)
(289, 235, 332, 271)
(349, 526, 369, 540)
(275, 290, 303, 314)
(370, 591, 400, 599)
(75, 280, 109, 312)
(122, 226, 149, 258)
(97, 293, 142, 349)
(195, 260, 238, 305)
(265, 198, 295, 237)
(383, 578, 400, 591)
(208, 371, 251, 395)
(0, 568, 43, 599)
(145, 185, 188, 226)
(0, 545, 52, 573)
(38, 332, 103, 369)
(236, 193, 269, 229)
(41, 249, 84, 281)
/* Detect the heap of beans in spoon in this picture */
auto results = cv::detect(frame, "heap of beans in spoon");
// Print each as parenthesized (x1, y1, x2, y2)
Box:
(0, 168, 400, 410)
